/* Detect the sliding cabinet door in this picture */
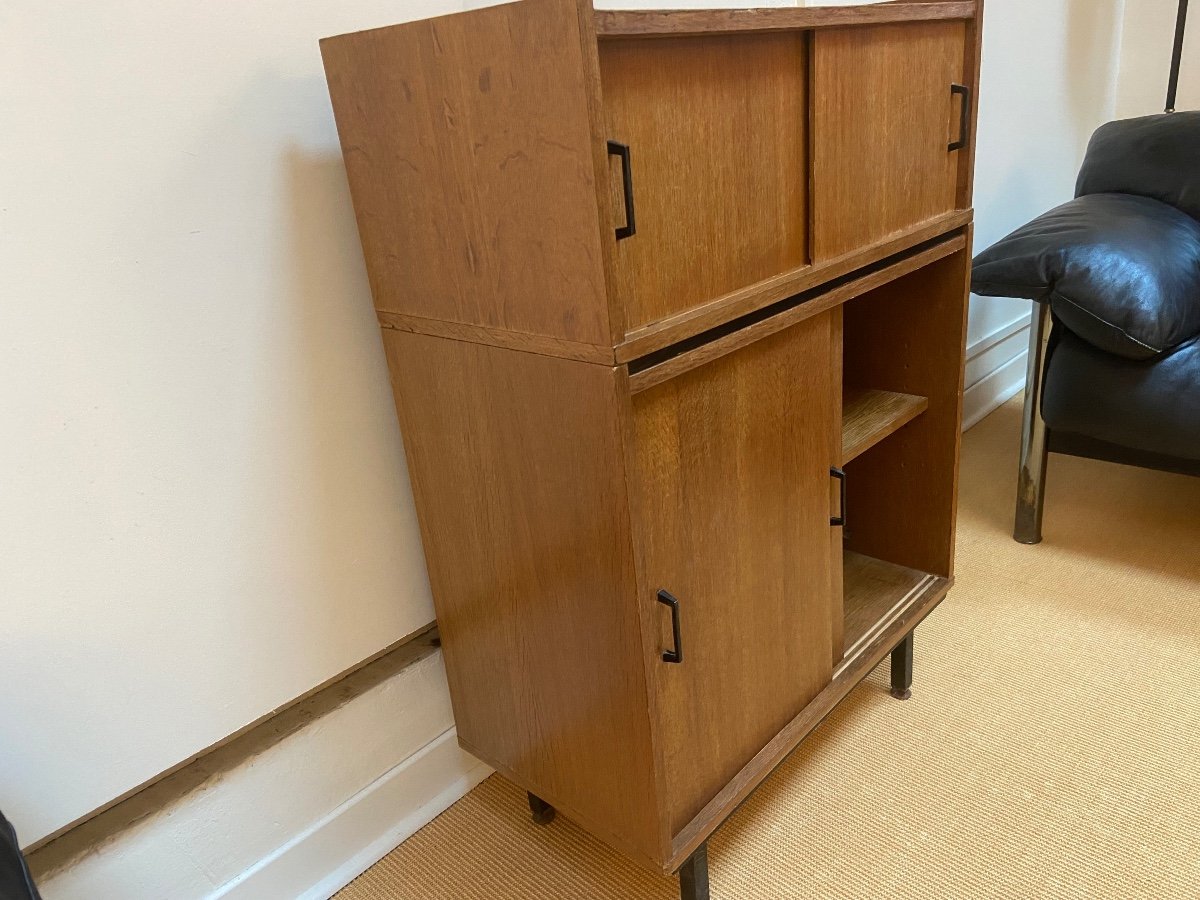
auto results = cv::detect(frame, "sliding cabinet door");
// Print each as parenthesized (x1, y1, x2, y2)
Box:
(598, 33, 808, 331)
(811, 21, 968, 260)
(628, 313, 838, 837)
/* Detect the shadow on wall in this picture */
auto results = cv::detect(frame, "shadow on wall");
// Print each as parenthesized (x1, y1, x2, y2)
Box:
(167, 66, 436, 670)
(281, 117, 434, 654)
(1115, 0, 1199, 115)
(1066, 0, 1123, 144)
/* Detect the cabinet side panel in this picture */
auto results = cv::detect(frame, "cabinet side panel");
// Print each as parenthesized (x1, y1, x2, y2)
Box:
(321, 0, 611, 345)
(383, 330, 662, 865)
(841, 246, 970, 577)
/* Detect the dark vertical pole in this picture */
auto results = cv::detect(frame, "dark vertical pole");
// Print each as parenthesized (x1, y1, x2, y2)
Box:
(678, 843, 710, 900)
(1167, 0, 1190, 112)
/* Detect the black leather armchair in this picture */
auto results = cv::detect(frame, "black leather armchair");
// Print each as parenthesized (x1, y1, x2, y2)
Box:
(970, 111, 1200, 543)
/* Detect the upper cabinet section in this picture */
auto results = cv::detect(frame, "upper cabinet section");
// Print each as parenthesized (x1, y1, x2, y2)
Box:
(598, 33, 807, 331)
(321, 0, 614, 347)
(811, 21, 970, 261)
(322, 0, 979, 360)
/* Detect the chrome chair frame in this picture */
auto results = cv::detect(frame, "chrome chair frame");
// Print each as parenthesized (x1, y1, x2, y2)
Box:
(1014, 303, 1052, 544)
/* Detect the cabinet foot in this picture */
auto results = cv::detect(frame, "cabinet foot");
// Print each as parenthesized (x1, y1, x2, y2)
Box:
(527, 792, 555, 826)
(889, 631, 914, 701)
(678, 842, 710, 900)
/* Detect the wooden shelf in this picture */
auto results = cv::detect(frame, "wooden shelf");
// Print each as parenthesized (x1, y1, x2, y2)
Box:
(841, 387, 928, 462)
(841, 551, 941, 669)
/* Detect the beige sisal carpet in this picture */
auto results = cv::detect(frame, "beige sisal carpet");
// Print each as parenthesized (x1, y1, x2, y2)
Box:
(338, 397, 1200, 899)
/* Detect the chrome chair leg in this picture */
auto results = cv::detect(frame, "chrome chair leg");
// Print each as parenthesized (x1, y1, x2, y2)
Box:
(1015, 303, 1052, 544)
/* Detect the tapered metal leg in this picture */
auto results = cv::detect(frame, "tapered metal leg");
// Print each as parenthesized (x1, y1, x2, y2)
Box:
(527, 792, 555, 826)
(1015, 303, 1052, 545)
(679, 843, 710, 900)
(890, 632, 914, 701)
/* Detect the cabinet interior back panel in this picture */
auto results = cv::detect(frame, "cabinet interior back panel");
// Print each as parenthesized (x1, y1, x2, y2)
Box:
(598, 33, 809, 332)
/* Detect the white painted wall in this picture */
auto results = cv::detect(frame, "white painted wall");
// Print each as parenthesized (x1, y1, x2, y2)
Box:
(1115, 0, 1198, 116)
(0, 0, 465, 846)
(969, 0, 1127, 350)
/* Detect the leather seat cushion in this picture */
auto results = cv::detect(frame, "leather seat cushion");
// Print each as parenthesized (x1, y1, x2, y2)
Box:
(1043, 327, 1200, 463)
(971, 193, 1200, 360)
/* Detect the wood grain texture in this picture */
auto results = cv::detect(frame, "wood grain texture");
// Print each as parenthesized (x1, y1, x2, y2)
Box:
(595, 2, 975, 37)
(324, 2, 978, 878)
(811, 21, 967, 260)
(626, 233, 966, 392)
(376, 311, 615, 365)
(616, 211, 971, 363)
(382, 330, 663, 868)
(629, 315, 836, 837)
(667, 564, 952, 871)
(842, 388, 929, 463)
(842, 244, 970, 578)
(321, 0, 612, 346)
(599, 33, 808, 330)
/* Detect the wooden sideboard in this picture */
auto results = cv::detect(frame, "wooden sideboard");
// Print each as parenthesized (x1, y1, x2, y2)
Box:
(322, 1, 982, 896)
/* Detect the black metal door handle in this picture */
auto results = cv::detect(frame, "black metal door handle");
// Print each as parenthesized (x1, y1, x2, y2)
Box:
(830, 467, 847, 527)
(656, 589, 683, 664)
(607, 140, 636, 240)
(949, 83, 972, 152)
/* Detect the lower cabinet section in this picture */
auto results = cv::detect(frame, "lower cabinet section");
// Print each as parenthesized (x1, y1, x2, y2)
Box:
(381, 245, 969, 878)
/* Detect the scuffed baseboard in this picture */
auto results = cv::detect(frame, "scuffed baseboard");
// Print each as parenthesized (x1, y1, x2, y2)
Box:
(34, 645, 491, 900)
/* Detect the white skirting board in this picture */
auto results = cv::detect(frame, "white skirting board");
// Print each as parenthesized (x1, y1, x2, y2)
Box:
(213, 729, 490, 900)
(962, 314, 1031, 431)
(36, 651, 491, 900)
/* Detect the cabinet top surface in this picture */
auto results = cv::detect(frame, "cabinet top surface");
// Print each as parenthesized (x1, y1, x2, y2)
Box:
(319, 1, 979, 44)
(593, 2, 977, 38)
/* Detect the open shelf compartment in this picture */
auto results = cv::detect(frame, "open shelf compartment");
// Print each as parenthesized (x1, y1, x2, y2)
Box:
(839, 550, 948, 674)
(835, 246, 969, 668)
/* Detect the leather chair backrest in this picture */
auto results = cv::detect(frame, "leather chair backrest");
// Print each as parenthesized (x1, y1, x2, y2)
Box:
(1076, 111, 1200, 223)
